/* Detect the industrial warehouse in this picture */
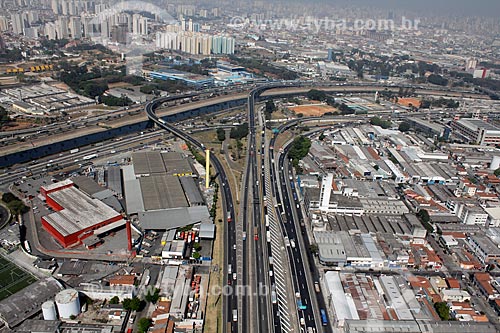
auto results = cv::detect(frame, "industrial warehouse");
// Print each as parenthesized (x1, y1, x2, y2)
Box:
(122, 151, 210, 231)
(40, 179, 126, 248)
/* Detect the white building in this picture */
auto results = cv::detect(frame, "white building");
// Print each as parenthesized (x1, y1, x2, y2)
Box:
(440, 235, 459, 248)
(69, 16, 81, 39)
(459, 205, 488, 225)
(11, 13, 25, 35)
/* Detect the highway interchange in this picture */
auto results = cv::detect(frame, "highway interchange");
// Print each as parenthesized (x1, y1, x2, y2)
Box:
(0, 81, 490, 333)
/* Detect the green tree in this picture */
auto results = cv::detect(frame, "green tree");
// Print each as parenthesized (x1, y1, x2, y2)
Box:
(2, 192, 17, 203)
(370, 116, 391, 129)
(7, 200, 28, 216)
(309, 244, 318, 255)
(428, 74, 448, 86)
(265, 100, 277, 113)
(101, 95, 132, 107)
(434, 302, 450, 320)
(122, 297, 142, 311)
(318, 133, 326, 141)
(109, 296, 120, 304)
(495, 168, 500, 177)
(230, 123, 249, 140)
(417, 209, 433, 233)
(192, 252, 201, 259)
(306, 89, 327, 101)
(216, 128, 226, 142)
(288, 136, 312, 168)
(145, 288, 160, 304)
(398, 121, 411, 132)
(137, 317, 153, 333)
(0, 106, 10, 125)
(140, 85, 156, 94)
(417, 209, 430, 223)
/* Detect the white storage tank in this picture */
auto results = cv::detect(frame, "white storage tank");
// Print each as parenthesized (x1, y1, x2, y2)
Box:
(42, 300, 58, 320)
(490, 156, 500, 170)
(55, 289, 80, 319)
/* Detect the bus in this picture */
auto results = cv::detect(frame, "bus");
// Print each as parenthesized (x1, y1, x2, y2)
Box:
(83, 153, 98, 160)
(232, 309, 238, 322)
(320, 309, 328, 326)
(227, 212, 232, 223)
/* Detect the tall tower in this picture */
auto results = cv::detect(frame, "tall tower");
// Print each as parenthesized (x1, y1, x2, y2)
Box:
(205, 149, 210, 188)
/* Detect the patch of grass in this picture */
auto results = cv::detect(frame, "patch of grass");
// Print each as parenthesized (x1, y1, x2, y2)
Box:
(0, 256, 37, 301)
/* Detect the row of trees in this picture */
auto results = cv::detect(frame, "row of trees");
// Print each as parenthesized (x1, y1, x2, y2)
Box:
(306, 89, 355, 115)
(228, 55, 299, 80)
(108, 289, 159, 332)
(140, 79, 189, 95)
(420, 98, 459, 109)
(100, 95, 133, 107)
(427, 74, 448, 86)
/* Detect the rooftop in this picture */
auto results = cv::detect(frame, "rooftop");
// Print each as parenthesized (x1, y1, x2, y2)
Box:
(457, 118, 500, 132)
(0, 278, 63, 328)
(41, 179, 74, 193)
(140, 175, 188, 210)
(44, 186, 122, 237)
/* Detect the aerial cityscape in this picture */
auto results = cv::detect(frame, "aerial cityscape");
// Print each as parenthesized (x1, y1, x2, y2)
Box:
(0, 0, 499, 332)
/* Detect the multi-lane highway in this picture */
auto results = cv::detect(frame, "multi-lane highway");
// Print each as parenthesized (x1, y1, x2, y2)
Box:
(145, 97, 238, 333)
(0, 80, 492, 333)
(243, 87, 273, 333)
(1, 82, 486, 166)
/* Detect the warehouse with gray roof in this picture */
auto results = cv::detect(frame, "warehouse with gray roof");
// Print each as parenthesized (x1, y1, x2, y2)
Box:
(122, 152, 210, 230)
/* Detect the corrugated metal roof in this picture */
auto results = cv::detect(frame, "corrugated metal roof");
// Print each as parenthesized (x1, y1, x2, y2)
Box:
(138, 206, 210, 230)
(324, 271, 359, 322)
(140, 175, 188, 210)
(107, 166, 123, 196)
(44, 187, 121, 236)
(124, 178, 144, 214)
(199, 223, 215, 239)
(179, 177, 204, 206)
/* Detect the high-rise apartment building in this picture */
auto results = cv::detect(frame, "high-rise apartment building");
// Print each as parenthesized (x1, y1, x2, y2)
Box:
(70, 16, 81, 39)
(11, 13, 26, 35)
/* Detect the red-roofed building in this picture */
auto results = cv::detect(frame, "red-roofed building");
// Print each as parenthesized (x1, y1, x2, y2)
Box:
(109, 275, 136, 286)
(446, 278, 461, 289)
(473, 273, 499, 300)
(40, 180, 125, 247)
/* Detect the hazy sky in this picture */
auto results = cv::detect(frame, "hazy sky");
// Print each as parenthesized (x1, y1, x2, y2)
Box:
(307, 0, 500, 17)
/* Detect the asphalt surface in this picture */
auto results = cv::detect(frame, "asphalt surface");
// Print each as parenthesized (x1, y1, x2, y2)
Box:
(246, 88, 271, 333)
(146, 97, 238, 333)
